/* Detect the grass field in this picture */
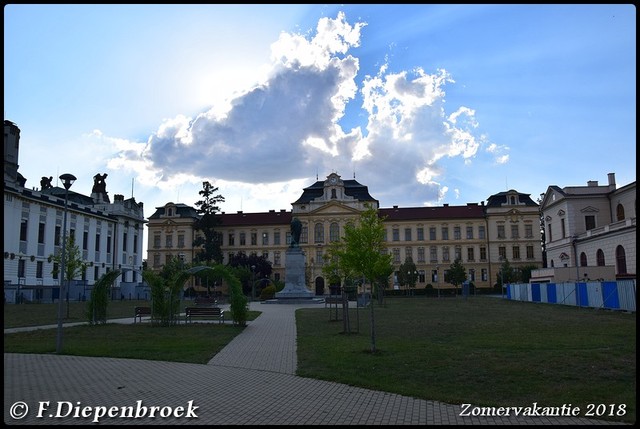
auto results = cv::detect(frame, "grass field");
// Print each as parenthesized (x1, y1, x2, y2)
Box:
(4, 296, 636, 423)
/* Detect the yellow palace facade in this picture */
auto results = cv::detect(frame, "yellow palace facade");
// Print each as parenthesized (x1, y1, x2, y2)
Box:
(147, 173, 543, 295)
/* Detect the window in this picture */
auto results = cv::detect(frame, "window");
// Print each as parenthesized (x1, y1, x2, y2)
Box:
(274, 251, 281, 266)
(480, 246, 487, 260)
(55, 225, 61, 246)
(36, 261, 43, 278)
(616, 204, 625, 221)
(20, 219, 28, 241)
(228, 233, 235, 246)
(330, 223, 340, 242)
(547, 224, 553, 242)
(431, 269, 438, 283)
(511, 224, 519, 239)
(251, 232, 257, 246)
(392, 248, 401, 263)
(429, 227, 437, 240)
(83, 231, 89, 250)
(274, 231, 280, 245)
(430, 247, 437, 262)
(95, 234, 101, 251)
(454, 246, 462, 261)
(315, 250, 323, 266)
(286, 232, 292, 246)
(526, 246, 534, 259)
(153, 254, 161, 268)
(525, 224, 533, 238)
(596, 249, 605, 266)
(404, 228, 412, 241)
(94, 266, 99, 280)
(441, 227, 449, 240)
(513, 246, 520, 260)
(417, 227, 424, 241)
(481, 269, 487, 281)
(301, 226, 308, 244)
(165, 234, 172, 248)
(454, 226, 461, 240)
(497, 225, 505, 239)
(466, 226, 473, 239)
(478, 225, 485, 240)
(53, 262, 59, 279)
(18, 259, 25, 278)
(442, 247, 450, 261)
(392, 228, 400, 241)
(467, 247, 474, 261)
(405, 247, 413, 260)
(560, 219, 565, 238)
(154, 234, 161, 248)
(417, 247, 425, 262)
(616, 245, 627, 274)
(177, 234, 184, 248)
(580, 252, 587, 266)
(314, 223, 324, 243)
(38, 223, 46, 244)
(498, 246, 506, 259)
(262, 232, 269, 245)
(240, 232, 246, 246)
(585, 215, 596, 230)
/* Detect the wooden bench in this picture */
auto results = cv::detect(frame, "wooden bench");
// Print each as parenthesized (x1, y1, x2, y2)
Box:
(324, 296, 344, 308)
(134, 306, 151, 323)
(185, 306, 225, 324)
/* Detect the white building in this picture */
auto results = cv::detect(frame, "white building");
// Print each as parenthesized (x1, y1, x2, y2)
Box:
(3, 120, 147, 303)
(536, 173, 636, 282)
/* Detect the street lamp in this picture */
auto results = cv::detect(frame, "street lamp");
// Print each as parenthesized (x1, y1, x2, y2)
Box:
(436, 265, 440, 298)
(251, 265, 256, 302)
(56, 173, 76, 354)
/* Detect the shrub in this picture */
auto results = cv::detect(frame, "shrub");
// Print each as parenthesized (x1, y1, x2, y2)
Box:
(260, 285, 276, 300)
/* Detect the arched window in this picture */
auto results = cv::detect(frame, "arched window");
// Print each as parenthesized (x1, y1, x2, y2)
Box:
(615, 245, 627, 275)
(329, 222, 340, 242)
(550, 259, 555, 267)
(616, 204, 625, 221)
(596, 249, 605, 266)
(314, 223, 324, 243)
(580, 252, 588, 267)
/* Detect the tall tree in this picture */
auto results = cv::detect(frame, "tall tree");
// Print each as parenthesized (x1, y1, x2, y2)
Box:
(333, 205, 393, 353)
(193, 181, 225, 264)
(227, 253, 272, 297)
(398, 256, 418, 295)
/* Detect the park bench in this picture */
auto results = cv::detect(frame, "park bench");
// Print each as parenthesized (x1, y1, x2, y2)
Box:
(324, 296, 345, 308)
(185, 306, 225, 324)
(133, 306, 151, 323)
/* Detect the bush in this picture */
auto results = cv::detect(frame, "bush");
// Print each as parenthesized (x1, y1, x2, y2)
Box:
(260, 285, 276, 300)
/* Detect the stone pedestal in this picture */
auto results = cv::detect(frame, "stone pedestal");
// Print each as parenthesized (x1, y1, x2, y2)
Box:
(275, 247, 314, 300)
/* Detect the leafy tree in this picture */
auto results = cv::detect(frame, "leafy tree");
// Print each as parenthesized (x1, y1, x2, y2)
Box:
(50, 234, 87, 318)
(518, 264, 538, 283)
(323, 242, 357, 333)
(497, 258, 518, 288)
(227, 253, 272, 297)
(87, 269, 121, 324)
(193, 181, 225, 263)
(331, 205, 393, 353)
(445, 258, 467, 295)
(398, 257, 418, 295)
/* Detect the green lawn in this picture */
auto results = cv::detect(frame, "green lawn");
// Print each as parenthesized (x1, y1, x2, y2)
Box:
(4, 296, 636, 423)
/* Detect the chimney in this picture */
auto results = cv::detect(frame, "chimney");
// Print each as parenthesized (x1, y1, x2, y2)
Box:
(607, 172, 616, 189)
(587, 181, 598, 187)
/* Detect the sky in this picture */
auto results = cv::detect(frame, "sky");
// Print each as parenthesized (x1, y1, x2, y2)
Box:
(4, 4, 636, 255)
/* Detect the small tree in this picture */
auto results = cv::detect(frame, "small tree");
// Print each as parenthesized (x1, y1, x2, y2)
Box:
(87, 270, 121, 324)
(50, 234, 86, 318)
(445, 258, 467, 295)
(143, 256, 189, 326)
(398, 257, 418, 295)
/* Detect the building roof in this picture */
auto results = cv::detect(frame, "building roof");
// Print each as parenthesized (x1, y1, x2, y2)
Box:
(216, 210, 292, 227)
(485, 191, 538, 207)
(292, 179, 378, 205)
(148, 203, 201, 220)
(379, 204, 486, 221)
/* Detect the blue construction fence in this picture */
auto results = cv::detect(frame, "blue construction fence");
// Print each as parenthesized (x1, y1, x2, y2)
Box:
(506, 280, 636, 312)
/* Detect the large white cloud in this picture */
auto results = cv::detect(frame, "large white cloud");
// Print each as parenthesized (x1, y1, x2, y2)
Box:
(109, 11, 496, 208)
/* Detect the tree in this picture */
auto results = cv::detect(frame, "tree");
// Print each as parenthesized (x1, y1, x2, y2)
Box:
(87, 270, 121, 324)
(50, 234, 86, 318)
(498, 258, 517, 288)
(227, 253, 272, 297)
(332, 205, 393, 353)
(193, 181, 225, 264)
(445, 258, 467, 295)
(398, 257, 418, 295)
(518, 264, 538, 283)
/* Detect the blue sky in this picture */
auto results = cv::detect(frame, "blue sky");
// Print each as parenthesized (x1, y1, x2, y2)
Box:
(5, 5, 636, 229)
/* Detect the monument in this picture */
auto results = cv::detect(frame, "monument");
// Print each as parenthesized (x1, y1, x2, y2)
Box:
(274, 217, 316, 301)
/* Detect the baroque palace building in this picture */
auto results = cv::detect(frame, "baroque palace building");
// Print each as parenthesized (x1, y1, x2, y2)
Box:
(147, 172, 543, 295)
(4, 120, 146, 303)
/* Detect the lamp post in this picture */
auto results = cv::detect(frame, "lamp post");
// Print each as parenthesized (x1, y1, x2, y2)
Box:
(251, 265, 256, 302)
(56, 173, 76, 354)
(436, 265, 440, 298)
